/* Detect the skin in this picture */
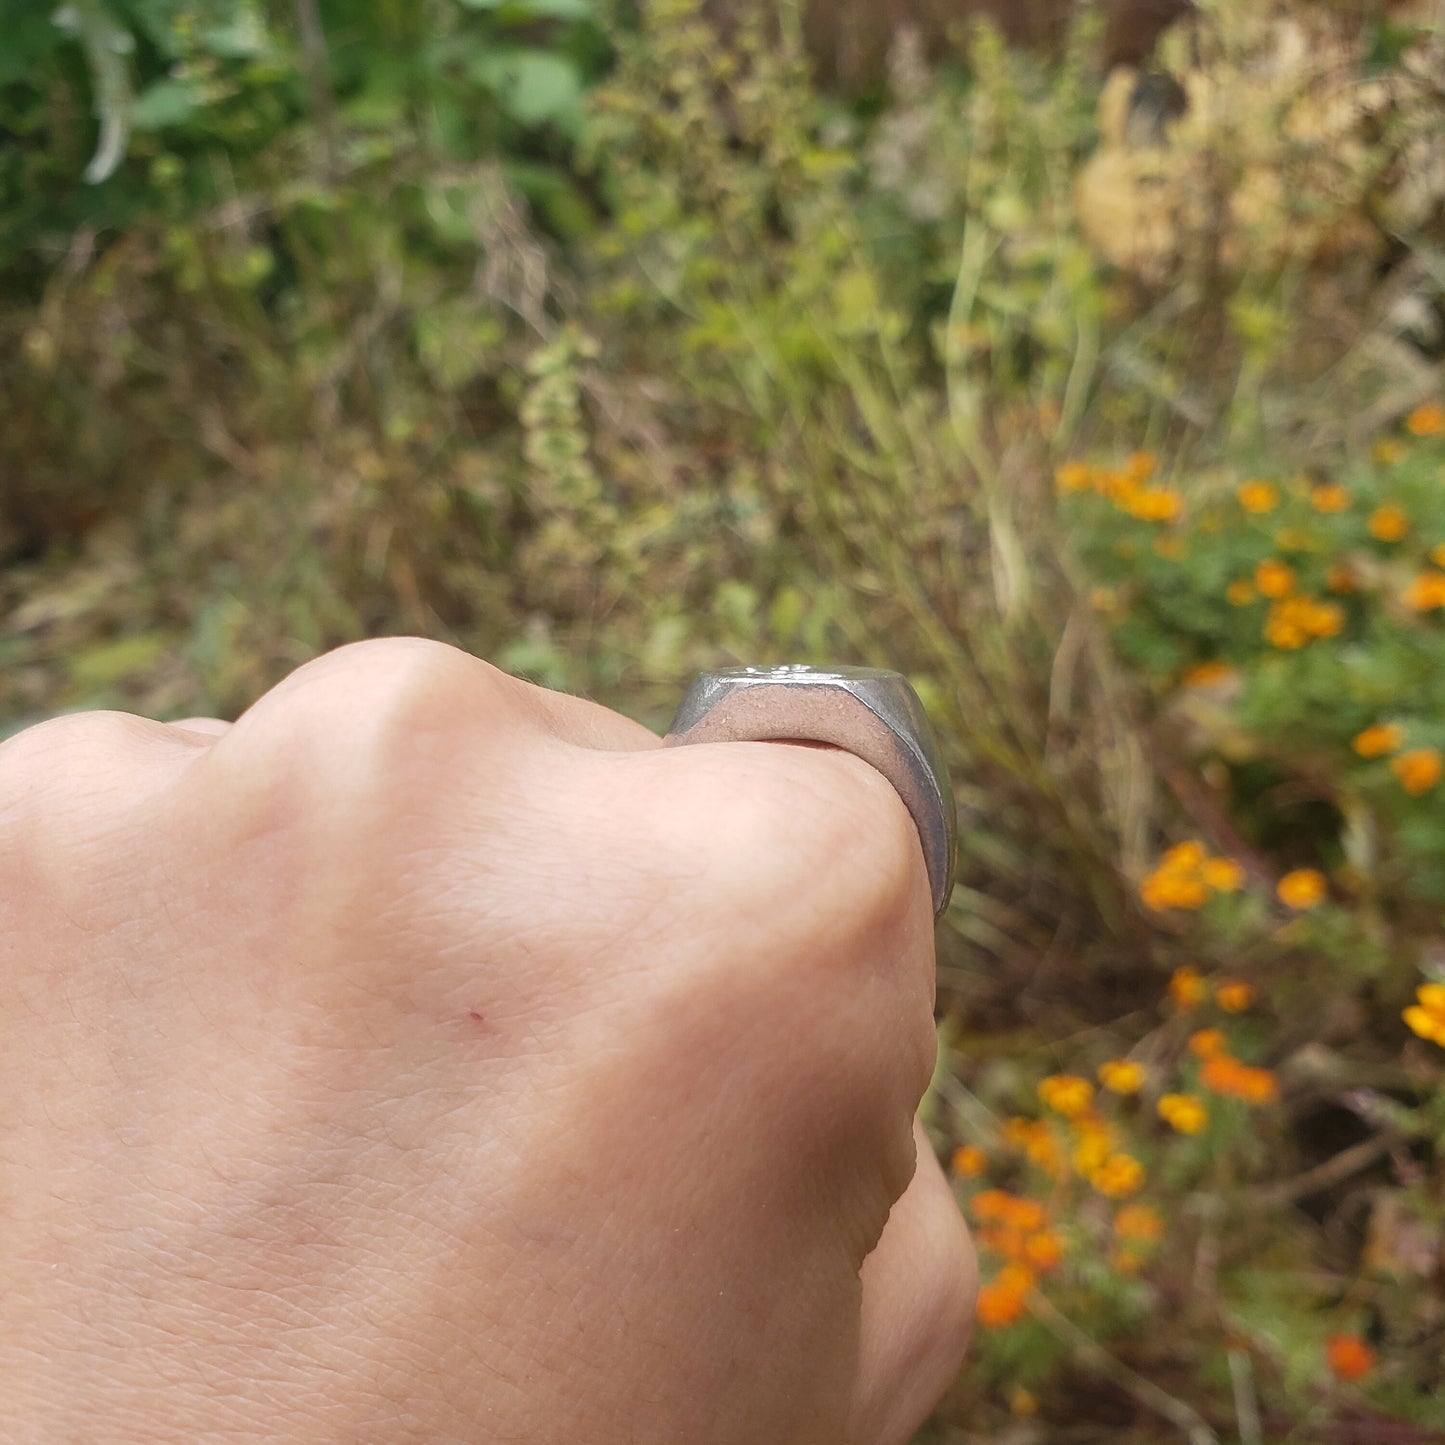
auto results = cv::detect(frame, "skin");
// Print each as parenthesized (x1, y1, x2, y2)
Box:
(0, 637, 976, 1443)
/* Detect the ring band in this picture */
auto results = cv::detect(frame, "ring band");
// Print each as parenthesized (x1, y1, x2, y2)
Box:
(663, 666, 957, 919)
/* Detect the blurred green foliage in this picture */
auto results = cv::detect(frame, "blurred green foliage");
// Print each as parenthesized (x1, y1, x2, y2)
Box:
(3, 0, 1445, 1438)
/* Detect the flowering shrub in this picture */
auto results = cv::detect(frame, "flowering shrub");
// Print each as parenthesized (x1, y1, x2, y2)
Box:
(1062, 408, 1445, 910)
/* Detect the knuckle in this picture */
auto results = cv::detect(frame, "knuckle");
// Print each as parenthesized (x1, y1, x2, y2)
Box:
(221, 638, 522, 807)
(0, 710, 167, 829)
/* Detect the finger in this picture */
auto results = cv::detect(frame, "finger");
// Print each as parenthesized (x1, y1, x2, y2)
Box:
(852, 1119, 977, 1445)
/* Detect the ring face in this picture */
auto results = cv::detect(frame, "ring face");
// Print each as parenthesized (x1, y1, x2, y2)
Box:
(664, 666, 957, 919)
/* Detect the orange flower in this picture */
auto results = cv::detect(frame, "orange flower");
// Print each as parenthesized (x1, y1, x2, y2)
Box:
(1264, 596, 1344, 649)
(1023, 1231, 1065, 1271)
(1111, 1249, 1144, 1275)
(1188, 1028, 1229, 1060)
(1403, 982, 1445, 1046)
(976, 1263, 1034, 1327)
(1113, 1204, 1165, 1242)
(1141, 872, 1208, 911)
(1215, 979, 1255, 1012)
(1255, 559, 1296, 598)
(1002, 1117, 1061, 1172)
(951, 1144, 987, 1177)
(1140, 842, 1234, 913)
(1227, 578, 1257, 606)
(1201, 857, 1245, 892)
(1403, 571, 1445, 611)
(1055, 461, 1095, 493)
(1090, 1153, 1146, 1199)
(1277, 868, 1326, 909)
(971, 1191, 1047, 1231)
(1201, 1055, 1278, 1104)
(1238, 480, 1279, 513)
(1183, 661, 1235, 689)
(1124, 450, 1158, 481)
(1121, 487, 1185, 523)
(1405, 402, 1445, 437)
(1038, 1075, 1095, 1119)
(1157, 1093, 1209, 1134)
(1325, 1333, 1376, 1383)
(1431, 544, 1445, 569)
(1353, 723, 1402, 758)
(1391, 747, 1442, 796)
(1369, 505, 1409, 542)
(1310, 483, 1350, 513)
(1169, 965, 1207, 1009)
(1098, 1059, 1147, 1095)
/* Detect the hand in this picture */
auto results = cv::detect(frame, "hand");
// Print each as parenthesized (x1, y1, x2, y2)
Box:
(0, 638, 975, 1443)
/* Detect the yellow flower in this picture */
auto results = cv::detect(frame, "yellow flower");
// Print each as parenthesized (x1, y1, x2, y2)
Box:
(1405, 403, 1445, 437)
(1227, 578, 1257, 606)
(1038, 1074, 1095, 1119)
(1098, 1059, 1147, 1095)
(1274, 527, 1315, 553)
(1431, 544, 1445, 569)
(1391, 747, 1442, 796)
(1113, 1204, 1165, 1242)
(1353, 723, 1403, 758)
(1215, 980, 1255, 1013)
(1169, 965, 1207, 1009)
(1157, 1093, 1209, 1134)
(1373, 438, 1405, 466)
(1277, 868, 1327, 909)
(1090, 1153, 1146, 1199)
(1121, 487, 1185, 523)
(1310, 483, 1350, 513)
(1255, 559, 1296, 598)
(1072, 1116, 1115, 1176)
(1009, 1387, 1040, 1417)
(1201, 857, 1245, 892)
(1403, 982, 1445, 1046)
(1090, 585, 1122, 616)
(1055, 461, 1095, 493)
(951, 1144, 988, 1177)
(1403, 571, 1445, 611)
(1238, 480, 1279, 513)
(1369, 505, 1410, 542)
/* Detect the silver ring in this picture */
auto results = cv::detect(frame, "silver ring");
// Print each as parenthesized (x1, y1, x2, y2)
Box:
(663, 666, 956, 919)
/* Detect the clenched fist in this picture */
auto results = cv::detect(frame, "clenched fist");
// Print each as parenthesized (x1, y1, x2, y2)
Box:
(0, 639, 975, 1443)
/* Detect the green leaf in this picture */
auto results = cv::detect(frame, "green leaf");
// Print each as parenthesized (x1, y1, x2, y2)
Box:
(459, 0, 595, 18)
(131, 77, 202, 130)
(470, 48, 583, 129)
(0, 3, 66, 85)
